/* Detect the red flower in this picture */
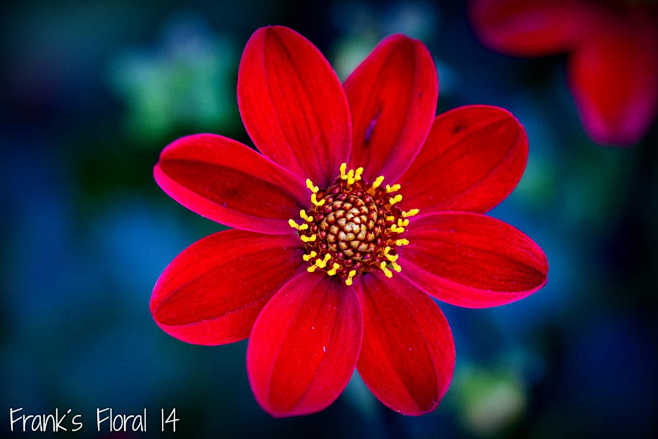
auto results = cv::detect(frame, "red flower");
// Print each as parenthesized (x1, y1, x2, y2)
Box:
(470, 0, 658, 146)
(151, 26, 548, 417)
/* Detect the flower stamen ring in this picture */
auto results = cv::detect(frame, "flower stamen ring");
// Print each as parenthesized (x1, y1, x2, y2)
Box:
(289, 163, 418, 285)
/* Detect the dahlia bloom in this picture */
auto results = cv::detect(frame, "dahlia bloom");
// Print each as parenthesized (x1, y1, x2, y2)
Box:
(151, 25, 548, 417)
(470, 0, 658, 146)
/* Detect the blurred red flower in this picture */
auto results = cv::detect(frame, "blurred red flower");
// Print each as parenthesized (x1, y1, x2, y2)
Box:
(471, 0, 658, 145)
(150, 25, 548, 417)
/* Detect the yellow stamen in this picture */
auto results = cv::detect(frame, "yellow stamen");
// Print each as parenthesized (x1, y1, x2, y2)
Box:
(379, 262, 393, 278)
(383, 246, 391, 255)
(385, 215, 395, 222)
(371, 176, 385, 190)
(354, 167, 364, 181)
(306, 179, 319, 193)
(307, 265, 318, 273)
(302, 251, 317, 262)
(345, 270, 357, 286)
(386, 184, 401, 193)
(398, 218, 409, 227)
(346, 169, 355, 185)
(389, 194, 403, 205)
(402, 209, 419, 218)
(385, 253, 399, 263)
(340, 163, 347, 180)
(288, 219, 308, 231)
(301, 234, 317, 243)
(390, 224, 405, 233)
(327, 263, 340, 276)
(311, 193, 325, 207)
(315, 253, 331, 268)
(391, 261, 402, 272)
(395, 239, 410, 246)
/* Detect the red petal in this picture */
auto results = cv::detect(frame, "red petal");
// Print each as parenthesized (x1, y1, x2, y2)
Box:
(345, 34, 438, 182)
(399, 212, 548, 308)
(569, 16, 658, 145)
(470, 0, 594, 56)
(237, 26, 351, 188)
(247, 273, 362, 417)
(355, 273, 455, 415)
(154, 134, 309, 234)
(399, 105, 527, 213)
(150, 230, 303, 345)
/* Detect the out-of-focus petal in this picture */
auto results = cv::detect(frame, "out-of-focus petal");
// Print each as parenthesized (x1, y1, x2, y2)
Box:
(399, 212, 548, 308)
(150, 230, 303, 345)
(237, 26, 351, 187)
(399, 105, 527, 213)
(569, 17, 658, 145)
(154, 134, 309, 234)
(247, 273, 362, 417)
(355, 273, 455, 415)
(470, 0, 593, 55)
(345, 34, 438, 182)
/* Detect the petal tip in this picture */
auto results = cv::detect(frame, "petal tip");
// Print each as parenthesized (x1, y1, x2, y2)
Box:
(246, 274, 362, 418)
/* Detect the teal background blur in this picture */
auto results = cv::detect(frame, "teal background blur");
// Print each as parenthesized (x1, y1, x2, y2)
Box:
(2, 0, 657, 437)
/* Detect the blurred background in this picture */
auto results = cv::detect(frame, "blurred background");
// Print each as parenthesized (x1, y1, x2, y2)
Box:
(1, 0, 657, 437)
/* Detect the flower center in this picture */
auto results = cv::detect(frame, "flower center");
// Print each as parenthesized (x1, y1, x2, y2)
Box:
(289, 163, 418, 286)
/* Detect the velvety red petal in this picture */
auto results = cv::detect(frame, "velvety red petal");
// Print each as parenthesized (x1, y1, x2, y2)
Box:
(154, 134, 309, 234)
(470, 0, 594, 56)
(150, 230, 303, 345)
(399, 105, 527, 213)
(399, 212, 548, 308)
(247, 273, 362, 417)
(345, 34, 438, 182)
(355, 273, 455, 415)
(569, 16, 658, 145)
(237, 26, 351, 187)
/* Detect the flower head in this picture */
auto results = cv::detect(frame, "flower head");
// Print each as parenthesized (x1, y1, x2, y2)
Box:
(292, 162, 415, 284)
(151, 26, 548, 417)
(470, 0, 658, 145)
